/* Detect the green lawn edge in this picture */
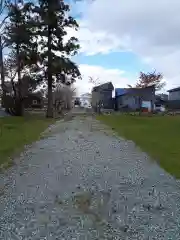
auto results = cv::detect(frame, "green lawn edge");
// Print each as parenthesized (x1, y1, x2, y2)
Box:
(0, 115, 55, 169)
(97, 114, 180, 179)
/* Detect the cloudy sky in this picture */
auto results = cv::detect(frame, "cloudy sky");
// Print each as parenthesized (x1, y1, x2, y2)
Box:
(68, 0, 180, 95)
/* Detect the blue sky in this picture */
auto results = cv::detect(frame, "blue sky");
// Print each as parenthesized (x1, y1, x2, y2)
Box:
(73, 51, 151, 94)
(74, 52, 149, 73)
(70, 0, 180, 95)
(68, 0, 154, 94)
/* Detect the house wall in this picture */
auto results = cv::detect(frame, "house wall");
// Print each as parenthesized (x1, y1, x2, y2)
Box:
(100, 90, 113, 108)
(92, 89, 113, 109)
(165, 100, 180, 110)
(24, 96, 43, 108)
(121, 95, 139, 110)
(116, 86, 155, 111)
(91, 82, 114, 111)
(169, 90, 180, 100)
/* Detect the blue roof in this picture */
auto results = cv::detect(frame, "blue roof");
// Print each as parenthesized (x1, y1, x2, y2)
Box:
(115, 88, 129, 97)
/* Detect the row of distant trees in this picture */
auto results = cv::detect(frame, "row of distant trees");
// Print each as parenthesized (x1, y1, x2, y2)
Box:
(0, 0, 81, 117)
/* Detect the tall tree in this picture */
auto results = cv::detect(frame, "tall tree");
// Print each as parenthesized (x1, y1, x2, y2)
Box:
(0, 34, 5, 107)
(33, 0, 81, 118)
(3, 49, 41, 114)
(0, 0, 9, 107)
(4, 1, 39, 115)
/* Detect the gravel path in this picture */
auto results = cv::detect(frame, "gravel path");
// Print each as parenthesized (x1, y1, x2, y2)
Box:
(0, 115, 180, 239)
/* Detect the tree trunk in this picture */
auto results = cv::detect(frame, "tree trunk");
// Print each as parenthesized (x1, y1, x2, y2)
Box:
(46, 78, 53, 118)
(14, 97, 24, 116)
(46, 23, 53, 118)
(16, 42, 24, 116)
(0, 35, 5, 108)
(15, 0, 23, 116)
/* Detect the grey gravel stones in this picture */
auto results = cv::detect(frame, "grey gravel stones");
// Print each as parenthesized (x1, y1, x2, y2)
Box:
(0, 115, 180, 239)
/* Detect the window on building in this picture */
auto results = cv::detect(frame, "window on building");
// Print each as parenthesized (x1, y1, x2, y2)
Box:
(32, 100, 38, 105)
(134, 97, 140, 104)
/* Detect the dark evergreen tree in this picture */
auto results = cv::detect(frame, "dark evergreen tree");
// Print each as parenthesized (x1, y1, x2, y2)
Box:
(4, 1, 39, 115)
(33, 0, 81, 117)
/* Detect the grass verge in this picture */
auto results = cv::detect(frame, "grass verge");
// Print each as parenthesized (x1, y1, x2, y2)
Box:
(0, 115, 55, 168)
(97, 114, 180, 178)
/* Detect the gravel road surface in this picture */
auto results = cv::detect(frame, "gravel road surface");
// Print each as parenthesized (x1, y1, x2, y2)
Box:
(0, 115, 180, 239)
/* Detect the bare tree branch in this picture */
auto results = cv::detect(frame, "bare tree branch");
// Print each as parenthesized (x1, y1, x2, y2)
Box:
(88, 76, 101, 86)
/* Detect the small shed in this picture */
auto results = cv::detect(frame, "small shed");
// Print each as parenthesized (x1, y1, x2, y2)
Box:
(91, 82, 114, 111)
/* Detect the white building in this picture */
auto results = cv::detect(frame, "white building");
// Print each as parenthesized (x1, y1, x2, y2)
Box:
(80, 93, 91, 107)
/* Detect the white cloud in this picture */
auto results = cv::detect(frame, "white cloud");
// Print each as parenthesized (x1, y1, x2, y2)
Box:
(66, 23, 131, 55)
(74, 64, 135, 95)
(74, 0, 180, 90)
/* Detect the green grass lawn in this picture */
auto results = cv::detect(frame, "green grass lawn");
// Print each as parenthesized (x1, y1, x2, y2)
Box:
(97, 114, 180, 178)
(0, 115, 55, 168)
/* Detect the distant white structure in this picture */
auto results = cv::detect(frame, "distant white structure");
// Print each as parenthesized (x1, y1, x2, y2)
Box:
(80, 93, 91, 107)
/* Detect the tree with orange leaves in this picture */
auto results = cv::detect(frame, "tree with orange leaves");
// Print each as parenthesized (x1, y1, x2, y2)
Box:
(128, 70, 165, 91)
(136, 70, 165, 91)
